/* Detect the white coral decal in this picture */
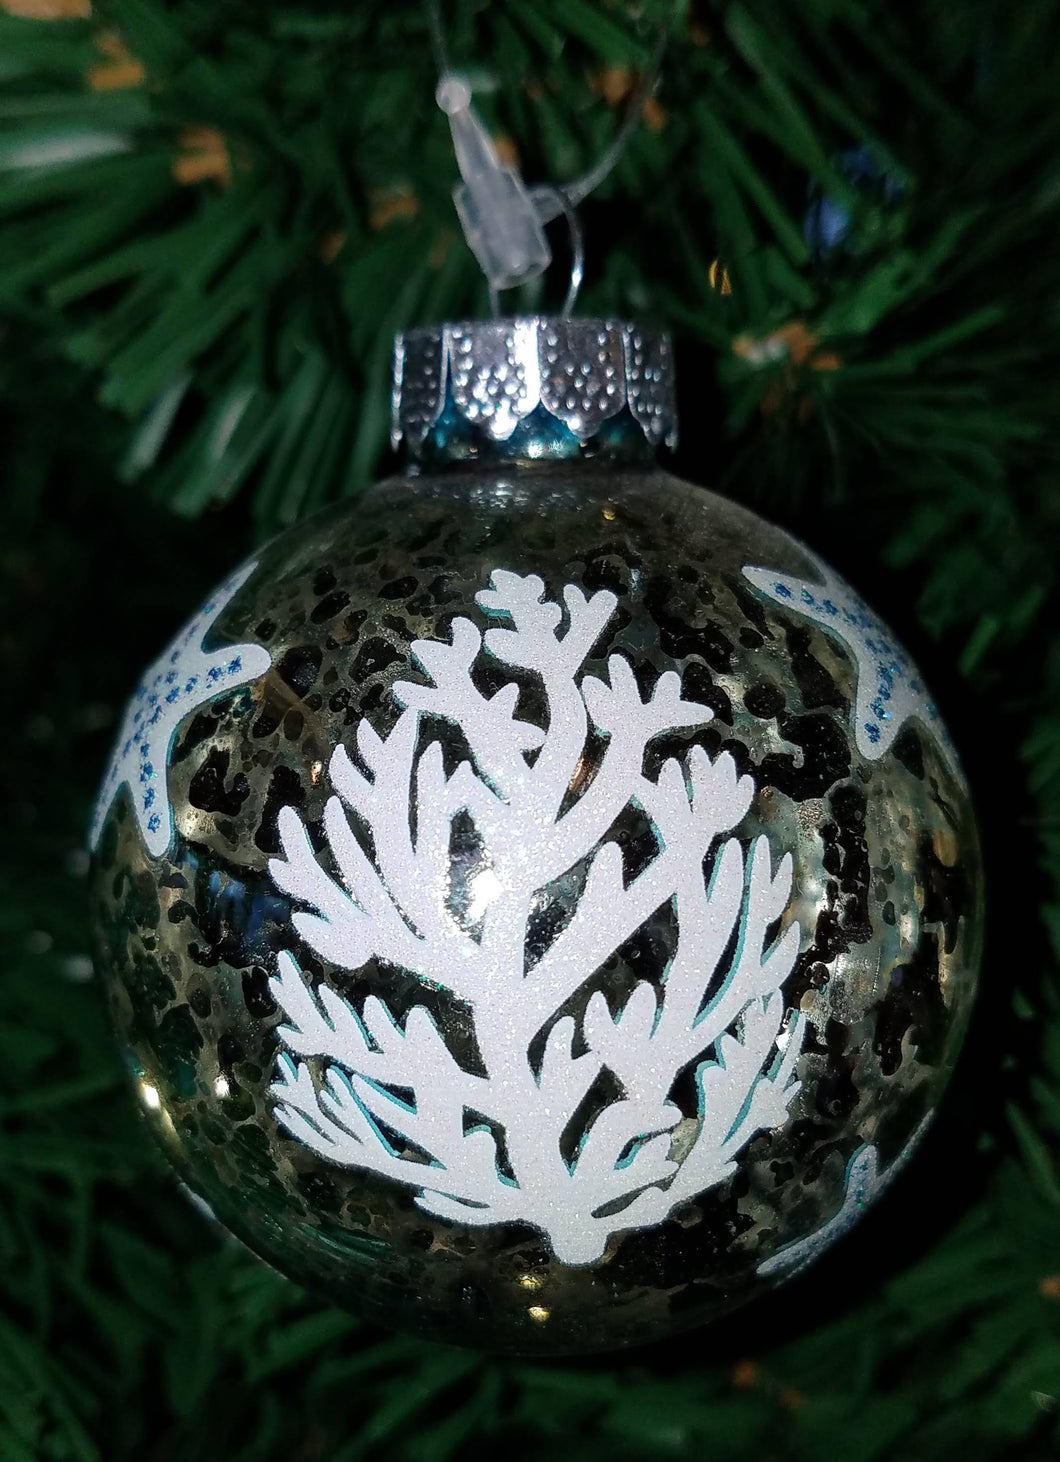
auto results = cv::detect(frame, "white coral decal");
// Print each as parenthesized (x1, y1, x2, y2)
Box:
(267, 570, 805, 1264)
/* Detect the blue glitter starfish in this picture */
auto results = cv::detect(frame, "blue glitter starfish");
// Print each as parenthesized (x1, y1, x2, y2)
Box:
(90, 561, 272, 859)
(756, 1144, 881, 1279)
(742, 556, 964, 784)
(757, 1114, 932, 1279)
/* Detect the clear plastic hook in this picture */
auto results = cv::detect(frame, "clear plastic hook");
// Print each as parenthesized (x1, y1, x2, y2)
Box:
(436, 73, 553, 307)
(430, 1, 665, 317)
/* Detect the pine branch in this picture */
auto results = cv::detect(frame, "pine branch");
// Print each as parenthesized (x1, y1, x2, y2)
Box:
(4, 3, 1060, 1456)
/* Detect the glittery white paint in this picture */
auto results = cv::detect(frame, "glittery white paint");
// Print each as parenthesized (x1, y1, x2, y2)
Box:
(90, 562, 271, 859)
(268, 570, 805, 1265)
(742, 556, 963, 783)
(757, 1113, 934, 1279)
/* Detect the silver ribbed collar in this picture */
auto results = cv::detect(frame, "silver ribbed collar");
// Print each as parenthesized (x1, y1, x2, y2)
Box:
(391, 317, 677, 453)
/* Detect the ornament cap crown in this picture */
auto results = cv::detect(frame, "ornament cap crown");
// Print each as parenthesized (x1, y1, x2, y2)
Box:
(391, 316, 677, 467)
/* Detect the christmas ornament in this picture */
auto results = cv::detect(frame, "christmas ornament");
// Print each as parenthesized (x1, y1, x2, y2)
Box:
(90, 317, 983, 1354)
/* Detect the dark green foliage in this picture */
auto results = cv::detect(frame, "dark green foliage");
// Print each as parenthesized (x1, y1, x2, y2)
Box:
(1, 1, 1059, 1457)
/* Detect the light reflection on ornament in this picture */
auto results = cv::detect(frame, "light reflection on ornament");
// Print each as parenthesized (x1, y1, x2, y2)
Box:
(566, 754, 594, 799)
(465, 866, 505, 922)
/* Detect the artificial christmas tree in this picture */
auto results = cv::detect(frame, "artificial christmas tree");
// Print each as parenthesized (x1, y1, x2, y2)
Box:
(2, 0, 1058, 1456)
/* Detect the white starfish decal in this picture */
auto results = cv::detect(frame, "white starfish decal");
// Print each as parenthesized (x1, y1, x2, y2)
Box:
(756, 1144, 880, 1279)
(757, 1113, 933, 1279)
(742, 557, 963, 783)
(90, 561, 271, 858)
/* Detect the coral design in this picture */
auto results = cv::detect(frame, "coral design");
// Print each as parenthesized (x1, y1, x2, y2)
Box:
(268, 570, 804, 1264)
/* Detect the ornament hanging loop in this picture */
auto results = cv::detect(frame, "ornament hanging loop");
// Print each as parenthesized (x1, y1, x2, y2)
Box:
(435, 75, 549, 300)
(532, 186, 584, 318)
(429, 0, 662, 316)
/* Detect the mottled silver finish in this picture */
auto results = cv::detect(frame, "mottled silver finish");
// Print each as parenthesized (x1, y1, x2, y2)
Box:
(92, 459, 982, 1356)
(391, 317, 677, 451)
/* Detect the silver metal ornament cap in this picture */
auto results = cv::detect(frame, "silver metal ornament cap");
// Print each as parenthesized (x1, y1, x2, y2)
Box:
(391, 317, 677, 462)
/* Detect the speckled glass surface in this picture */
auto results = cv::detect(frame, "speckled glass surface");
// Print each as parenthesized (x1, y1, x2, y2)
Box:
(90, 461, 982, 1355)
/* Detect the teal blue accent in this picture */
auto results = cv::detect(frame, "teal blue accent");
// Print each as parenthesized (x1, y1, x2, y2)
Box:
(685, 843, 796, 1146)
(356, 1073, 418, 1116)
(691, 844, 755, 1039)
(326, 1067, 407, 1161)
(842, 1142, 875, 1196)
(464, 1120, 518, 1188)
(615, 1135, 648, 1170)
(408, 394, 655, 469)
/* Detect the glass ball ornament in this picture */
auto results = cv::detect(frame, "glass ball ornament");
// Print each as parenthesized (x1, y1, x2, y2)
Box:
(90, 318, 983, 1354)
